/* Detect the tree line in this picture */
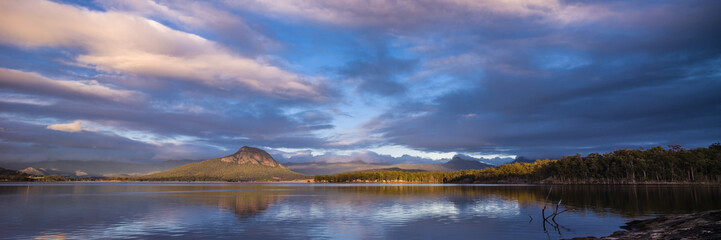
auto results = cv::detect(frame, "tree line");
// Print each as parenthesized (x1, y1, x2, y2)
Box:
(314, 144, 721, 184)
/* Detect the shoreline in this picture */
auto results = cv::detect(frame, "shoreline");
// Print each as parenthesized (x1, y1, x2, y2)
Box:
(566, 210, 721, 240)
(2, 180, 720, 185)
(0, 179, 316, 184)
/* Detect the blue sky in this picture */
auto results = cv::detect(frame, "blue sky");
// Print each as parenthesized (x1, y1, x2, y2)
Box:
(0, 0, 719, 163)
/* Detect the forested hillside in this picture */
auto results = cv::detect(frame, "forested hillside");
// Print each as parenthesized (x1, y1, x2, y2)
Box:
(314, 144, 721, 183)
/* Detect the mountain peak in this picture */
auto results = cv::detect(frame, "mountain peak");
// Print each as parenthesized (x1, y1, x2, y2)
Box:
(443, 156, 492, 170)
(20, 167, 46, 175)
(235, 146, 261, 154)
(449, 155, 474, 163)
(221, 146, 284, 168)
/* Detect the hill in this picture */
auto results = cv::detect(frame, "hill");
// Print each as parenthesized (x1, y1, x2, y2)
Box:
(138, 146, 307, 181)
(285, 161, 391, 175)
(0, 167, 31, 181)
(0, 160, 197, 177)
(442, 156, 494, 171)
(286, 155, 492, 174)
(0, 167, 24, 176)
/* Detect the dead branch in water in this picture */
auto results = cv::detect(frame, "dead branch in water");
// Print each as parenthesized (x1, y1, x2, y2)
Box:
(541, 187, 570, 237)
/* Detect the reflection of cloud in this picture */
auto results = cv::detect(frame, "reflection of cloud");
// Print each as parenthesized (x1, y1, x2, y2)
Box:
(468, 199, 520, 219)
(270, 200, 462, 223)
(270, 202, 341, 221)
(27, 207, 214, 240)
(375, 201, 460, 222)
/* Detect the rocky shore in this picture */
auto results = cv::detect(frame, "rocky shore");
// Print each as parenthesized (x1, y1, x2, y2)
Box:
(568, 210, 721, 240)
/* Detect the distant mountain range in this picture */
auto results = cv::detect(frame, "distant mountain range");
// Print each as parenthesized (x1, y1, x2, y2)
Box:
(0, 167, 24, 176)
(139, 146, 307, 181)
(1, 148, 498, 180)
(0, 160, 197, 177)
(285, 155, 493, 175)
(443, 156, 494, 170)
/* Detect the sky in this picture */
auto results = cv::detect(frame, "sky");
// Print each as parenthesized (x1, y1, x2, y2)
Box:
(0, 0, 719, 164)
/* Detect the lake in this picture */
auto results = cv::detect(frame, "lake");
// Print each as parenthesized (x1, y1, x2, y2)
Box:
(1, 183, 720, 240)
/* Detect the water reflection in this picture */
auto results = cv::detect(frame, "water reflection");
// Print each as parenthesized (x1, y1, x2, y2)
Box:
(324, 184, 721, 216)
(0, 183, 719, 240)
(173, 192, 284, 218)
(469, 199, 520, 218)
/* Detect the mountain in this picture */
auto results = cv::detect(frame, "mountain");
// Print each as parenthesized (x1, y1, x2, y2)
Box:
(0, 160, 197, 177)
(19, 167, 49, 175)
(442, 156, 493, 171)
(390, 163, 450, 172)
(0, 167, 24, 176)
(285, 161, 391, 175)
(218, 146, 284, 167)
(0, 167, 31, 181)
(477, 157, 514, 166)
(286, 155, 492, 175)
(139, 146, 308, 181)
(452, 154, 514, 166)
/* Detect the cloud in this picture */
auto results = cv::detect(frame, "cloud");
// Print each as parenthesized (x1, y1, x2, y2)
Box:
(371, 56, 721, 157)
(96, 0, 278, 54)
(234, 0, 606, 28)
(0, 0, 322, 100)
(339, 46, 416, 96)
(0, 68, 141, 103)
(0, 97, 335, 154)
(47, 121, 83, 133)
(0, 118, 220, 162)
(323, 0, 721, 158)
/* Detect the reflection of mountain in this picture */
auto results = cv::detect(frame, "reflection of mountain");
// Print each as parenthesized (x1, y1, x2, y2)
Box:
(216, 195, 281, 218)
(163, 187, 289, 219)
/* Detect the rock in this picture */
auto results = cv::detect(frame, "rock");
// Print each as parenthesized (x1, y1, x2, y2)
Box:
(566, 210, 721, 240)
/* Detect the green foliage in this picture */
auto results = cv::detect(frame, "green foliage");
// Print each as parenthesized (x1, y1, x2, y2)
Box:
(315, 144, 721, 184)
(134, 159, 308, 182)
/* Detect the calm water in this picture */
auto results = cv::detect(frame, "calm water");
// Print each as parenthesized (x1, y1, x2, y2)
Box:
(1, 183, 720, 240)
